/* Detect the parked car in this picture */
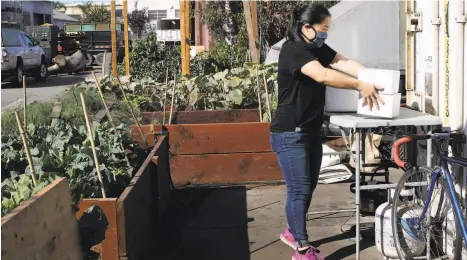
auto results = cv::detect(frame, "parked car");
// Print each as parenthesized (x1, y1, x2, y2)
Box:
(1, 28, 48, 86)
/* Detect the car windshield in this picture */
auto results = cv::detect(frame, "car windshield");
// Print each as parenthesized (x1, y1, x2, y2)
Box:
(1, 29, 22, 47)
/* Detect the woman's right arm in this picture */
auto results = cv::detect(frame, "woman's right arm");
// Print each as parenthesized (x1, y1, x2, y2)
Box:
(301, 60, 385, 110)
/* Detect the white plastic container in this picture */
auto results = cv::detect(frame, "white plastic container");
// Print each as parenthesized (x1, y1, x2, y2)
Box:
(358, 68, 401, 95)
(357, 93, 401, 118)
(443, 211, 467, 260)
(325, 86, 359, 112)
(375, 202, 426, 258)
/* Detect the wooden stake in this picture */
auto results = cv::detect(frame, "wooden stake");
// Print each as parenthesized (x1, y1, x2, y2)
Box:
(255, 65, 263, 122)
(80, 93, 107, 198)
(169, 70, 177, 125)
(111, 0, 118, 78)
(123, 0, 130, 76)
(15, 111, 37, 187)
(92, 72, 131, 167)
(115, 77, 148, 147)
(243, 0, 259, 63)
(162, 67, 169, 125)
(180, 0, 191, 76)
(262, 73, 272, 120)
(23, 76, 27, 129)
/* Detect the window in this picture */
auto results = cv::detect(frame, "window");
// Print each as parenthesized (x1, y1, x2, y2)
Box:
(23, 12, 31, 26)
(148, 10, 167, 21)
(1, 29, 21, 47)
(21, 34, 34, 46)
(175, 9, 180, 18)
(45, 14, 51, 24)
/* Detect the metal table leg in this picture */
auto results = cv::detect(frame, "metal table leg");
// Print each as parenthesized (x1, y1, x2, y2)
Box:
(355, 128, 361, 260)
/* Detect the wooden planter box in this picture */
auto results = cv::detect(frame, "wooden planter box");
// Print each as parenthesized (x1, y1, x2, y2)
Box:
(1, 178, 83, 260)
(76, 135, 171, 260)
(141, 109, 261, 125)
(131, 122, 283, 186)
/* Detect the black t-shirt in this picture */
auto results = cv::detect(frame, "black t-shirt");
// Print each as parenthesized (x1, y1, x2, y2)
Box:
(270, 40, 337, 133)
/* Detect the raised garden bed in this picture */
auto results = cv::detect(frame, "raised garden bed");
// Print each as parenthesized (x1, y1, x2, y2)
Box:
(141, 109, 261, 125)
(76, 135, 170, 260)
(130, 122, 282, 186)
(1, 178, 83, 260)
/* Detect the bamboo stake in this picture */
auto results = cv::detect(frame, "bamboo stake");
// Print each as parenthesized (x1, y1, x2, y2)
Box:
(262, 73, 272, 120)
(115, 77, 148, 147)
(255, 65, 263, 122)
(80, 93, 107, 198)
(91, 72, 131, 168)
(23, 76, 27, 129)
(169, 69, 177, 125)
(162, 67, 169, 125)
(15, 111, 37, 187)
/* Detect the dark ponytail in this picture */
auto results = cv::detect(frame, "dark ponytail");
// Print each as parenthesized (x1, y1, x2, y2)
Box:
(286, 3, 331, 43)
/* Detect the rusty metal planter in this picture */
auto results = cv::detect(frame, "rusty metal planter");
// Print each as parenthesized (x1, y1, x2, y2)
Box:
(76, 136, 170, 260)
(1, 178, 83, 260)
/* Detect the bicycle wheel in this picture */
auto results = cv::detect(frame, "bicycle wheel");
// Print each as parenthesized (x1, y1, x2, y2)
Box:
(391, 166, 464, 260)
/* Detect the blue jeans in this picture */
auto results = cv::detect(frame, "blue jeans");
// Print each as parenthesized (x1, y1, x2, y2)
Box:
(270, 130, 323, 247)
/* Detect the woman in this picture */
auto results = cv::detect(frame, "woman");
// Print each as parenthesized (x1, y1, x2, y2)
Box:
(269, 3, 384, 260)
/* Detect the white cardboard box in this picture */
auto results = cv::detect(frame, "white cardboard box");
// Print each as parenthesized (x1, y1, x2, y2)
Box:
(357, 92, 401, 118)
(325, 86, 359, 112)
(358, 68, 400, 95)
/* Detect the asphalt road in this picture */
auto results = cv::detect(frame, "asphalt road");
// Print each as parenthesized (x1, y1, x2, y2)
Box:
(1, 68, 102, 110)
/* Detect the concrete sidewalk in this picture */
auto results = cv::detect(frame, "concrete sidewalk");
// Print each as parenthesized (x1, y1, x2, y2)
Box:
(170, 169, 404, 260)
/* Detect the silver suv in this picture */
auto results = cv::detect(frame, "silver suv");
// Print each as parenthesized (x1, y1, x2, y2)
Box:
(1, 28, 47, 86)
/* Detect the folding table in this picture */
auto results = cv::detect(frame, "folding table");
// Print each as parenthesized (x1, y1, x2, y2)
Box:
(311, 107, 442, 260)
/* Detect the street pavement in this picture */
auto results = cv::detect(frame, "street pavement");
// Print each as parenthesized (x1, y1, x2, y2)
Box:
(1, 68, 103, 110)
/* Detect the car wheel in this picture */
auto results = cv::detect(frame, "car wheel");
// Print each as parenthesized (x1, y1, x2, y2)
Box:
(11, 63, 24, 87)
(95, 53, 104, 66)
(85, 52, 95, 67)
(33, 61, 48, 81)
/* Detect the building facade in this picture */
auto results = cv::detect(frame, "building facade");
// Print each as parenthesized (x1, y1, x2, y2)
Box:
(1, 0, 54, 28)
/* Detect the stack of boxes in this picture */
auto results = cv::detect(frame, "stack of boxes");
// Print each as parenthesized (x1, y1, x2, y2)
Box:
(357, 69, 401, 118)
(324, 68, 401, 119)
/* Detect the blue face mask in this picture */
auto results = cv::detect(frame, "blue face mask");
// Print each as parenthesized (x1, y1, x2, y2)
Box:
(302, 27, 328, 49)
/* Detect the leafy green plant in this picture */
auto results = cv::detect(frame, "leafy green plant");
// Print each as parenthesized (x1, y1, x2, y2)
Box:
(1, 102, 54, 135)
(1, 119, 147, 216)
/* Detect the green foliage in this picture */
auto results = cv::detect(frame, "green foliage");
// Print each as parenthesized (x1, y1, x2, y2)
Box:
(1, 174, 56, 216)
(129, 29, 180, 82)
(78, 1, 111, 24)
(127, 62, 278, 113)
(1, 119, 147, 216)
(128, 6, 149, 38)
(1, 102, 54, 135)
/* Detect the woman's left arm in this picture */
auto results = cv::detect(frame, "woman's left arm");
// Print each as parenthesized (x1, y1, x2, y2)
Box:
(329, 53, 365, 78)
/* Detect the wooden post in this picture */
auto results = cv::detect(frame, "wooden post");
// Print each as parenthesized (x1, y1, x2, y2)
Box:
(111, 0, 118, 78)
(123, 0, 130, 76)
(180, 0, 191, 76)
(185, 0, 191, 74)
(243, 0, 259, 63)
(194, 1, 201, 46)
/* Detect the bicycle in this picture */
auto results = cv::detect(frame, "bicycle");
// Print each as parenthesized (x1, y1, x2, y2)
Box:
(391, 132, 467, 260)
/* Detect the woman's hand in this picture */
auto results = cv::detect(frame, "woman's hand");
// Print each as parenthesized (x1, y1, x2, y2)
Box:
(357, 81, 385, 111)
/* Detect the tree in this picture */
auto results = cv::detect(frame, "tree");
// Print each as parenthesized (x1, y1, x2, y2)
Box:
(78, 1, 111, 24)
(128, 1, 149, 38)
(53, 1, 66, 10)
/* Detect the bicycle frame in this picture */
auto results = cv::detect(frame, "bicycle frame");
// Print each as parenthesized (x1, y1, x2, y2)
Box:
(417, 154, 467, 246)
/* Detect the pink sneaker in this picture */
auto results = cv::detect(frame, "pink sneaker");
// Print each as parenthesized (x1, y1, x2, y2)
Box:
(280, 228, 297, 249)
(292, 247, 325, 260)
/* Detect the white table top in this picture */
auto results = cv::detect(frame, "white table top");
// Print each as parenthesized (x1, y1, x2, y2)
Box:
(325, 107, 442, 128)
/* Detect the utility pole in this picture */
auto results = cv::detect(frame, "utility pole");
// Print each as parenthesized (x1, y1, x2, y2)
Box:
(111, 0, 117, 77)
(123, 0, 130, 76)
(180, 0, 191, 76)
(243, 0, 259, 63)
